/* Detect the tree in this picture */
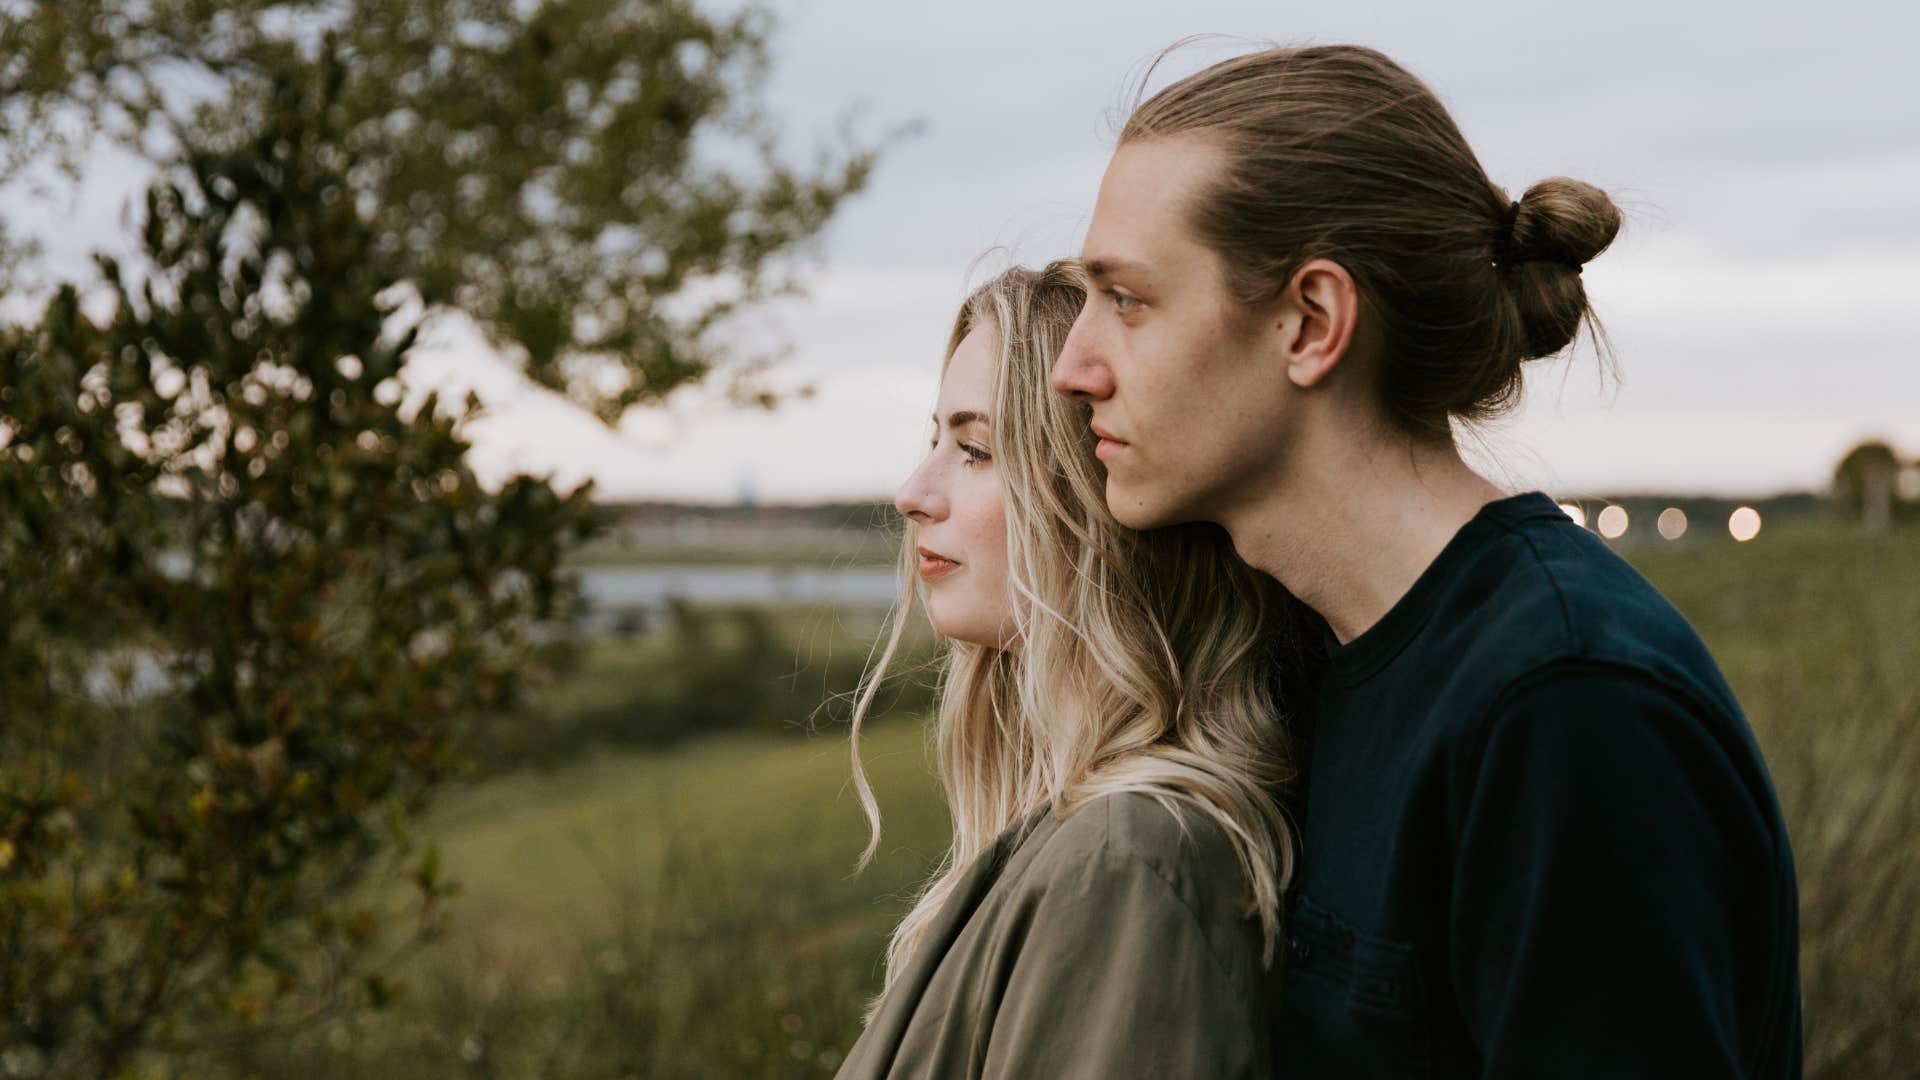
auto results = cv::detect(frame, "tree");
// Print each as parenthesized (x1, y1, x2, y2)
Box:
(1, 0, 882, 421)
(0, 59, 606, 1076)
(1832, 440, 1901, 531)
(0, 3, 882, 1073)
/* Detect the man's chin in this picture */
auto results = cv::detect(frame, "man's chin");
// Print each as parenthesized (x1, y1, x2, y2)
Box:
(1105, 479, 1178, 531)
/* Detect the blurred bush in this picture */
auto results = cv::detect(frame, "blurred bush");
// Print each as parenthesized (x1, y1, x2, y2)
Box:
(463, 602, 941, 772)
(0, 60, 599, 1076)
(0, 0, 884, 1071)
(1831, 440, 1917, 529)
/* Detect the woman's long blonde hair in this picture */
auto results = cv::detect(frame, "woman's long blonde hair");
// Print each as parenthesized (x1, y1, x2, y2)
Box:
(848, 259, 1318, 1013)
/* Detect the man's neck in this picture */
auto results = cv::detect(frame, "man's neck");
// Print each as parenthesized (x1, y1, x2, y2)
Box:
(1222, 433, 1506, 645)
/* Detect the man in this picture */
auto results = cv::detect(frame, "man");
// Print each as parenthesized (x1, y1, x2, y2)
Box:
(1051, 43, 1802, 1078)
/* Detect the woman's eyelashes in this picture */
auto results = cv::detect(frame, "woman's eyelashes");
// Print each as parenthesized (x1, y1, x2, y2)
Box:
(925, 434, 993, 467)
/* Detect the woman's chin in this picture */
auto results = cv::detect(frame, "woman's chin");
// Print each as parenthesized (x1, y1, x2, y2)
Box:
(927, 613, 985, 647)
(925, 604, 990, 648)
(927, 609, 1020, 652)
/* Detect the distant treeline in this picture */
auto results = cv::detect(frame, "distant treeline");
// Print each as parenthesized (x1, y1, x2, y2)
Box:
(577, 491, 1847, 561)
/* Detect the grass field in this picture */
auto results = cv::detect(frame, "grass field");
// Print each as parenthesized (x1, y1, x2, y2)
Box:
(198, 717, 951, 1079)
(187, 519, 1916, 1079)
(417, 715, 947, 982)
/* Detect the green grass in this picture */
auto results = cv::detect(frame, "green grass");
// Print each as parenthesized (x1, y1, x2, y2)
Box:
(185, 713, 950, 1080)
(181, 520, 1917, 1079)
(422, 717, 948, 964)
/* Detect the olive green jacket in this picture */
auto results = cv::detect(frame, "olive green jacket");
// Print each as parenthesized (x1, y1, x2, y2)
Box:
(835, 791, 1285, 1079)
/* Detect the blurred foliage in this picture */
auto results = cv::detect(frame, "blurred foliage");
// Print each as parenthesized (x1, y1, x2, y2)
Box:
(0, 56, 606, 1076)
(1831, 439, 1913, 528)
(464, 603, 940, 772)
(0, 0, 883, 1071)
(0, 0, 887, 421)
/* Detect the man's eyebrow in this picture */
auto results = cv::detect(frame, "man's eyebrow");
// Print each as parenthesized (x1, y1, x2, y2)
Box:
(1083, 256, 1150, 282)
(929, 410, 990, 429)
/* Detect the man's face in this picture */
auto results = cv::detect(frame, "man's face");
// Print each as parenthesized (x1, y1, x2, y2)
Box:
(1052, 134, 1297, 531)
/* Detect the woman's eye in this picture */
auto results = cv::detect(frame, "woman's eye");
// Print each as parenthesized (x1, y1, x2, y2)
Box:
(959, 442, 991, 466)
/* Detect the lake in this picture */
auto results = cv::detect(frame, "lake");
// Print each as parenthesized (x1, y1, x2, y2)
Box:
(574, 563, 901, 611)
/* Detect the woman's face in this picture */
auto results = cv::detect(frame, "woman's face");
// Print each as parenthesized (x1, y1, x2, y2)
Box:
(894, 324, 1014, 648)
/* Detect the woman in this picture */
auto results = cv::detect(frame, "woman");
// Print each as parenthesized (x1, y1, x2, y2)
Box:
(834, 261, 1321, 1079)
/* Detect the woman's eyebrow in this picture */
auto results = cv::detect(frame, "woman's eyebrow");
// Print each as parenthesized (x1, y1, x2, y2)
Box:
(930, 410, 990, 429)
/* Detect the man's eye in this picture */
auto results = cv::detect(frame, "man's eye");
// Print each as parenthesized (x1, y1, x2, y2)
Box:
(1109, 290, 1140, 313)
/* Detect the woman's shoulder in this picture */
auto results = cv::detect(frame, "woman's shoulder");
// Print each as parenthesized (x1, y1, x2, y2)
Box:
(1024, 790, 1258, 924)
(952, 792, 1284, 1077)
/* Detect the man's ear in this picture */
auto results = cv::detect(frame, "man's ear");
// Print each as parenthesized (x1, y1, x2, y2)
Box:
(1278, 258, 1359, 389)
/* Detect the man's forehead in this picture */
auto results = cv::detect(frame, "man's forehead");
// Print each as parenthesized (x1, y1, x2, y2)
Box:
(1104, 136, 1221, 203)
(1082, 208, 1197, 284)
(1083, 137, 1222, 273)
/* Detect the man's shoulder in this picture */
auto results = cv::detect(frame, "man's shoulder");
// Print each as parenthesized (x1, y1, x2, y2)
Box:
(1450, 512, 1735, 716)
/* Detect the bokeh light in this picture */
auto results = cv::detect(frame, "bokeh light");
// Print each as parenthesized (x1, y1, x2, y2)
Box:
(1557, 503, 1587, 529)
(1729, 506, 1763, 542)
(1657, 507, 1689, 540)
(1597, 505, 1629, 539)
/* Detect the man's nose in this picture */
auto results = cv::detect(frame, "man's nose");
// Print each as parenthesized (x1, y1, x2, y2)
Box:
(1052, 314, 1115, 401)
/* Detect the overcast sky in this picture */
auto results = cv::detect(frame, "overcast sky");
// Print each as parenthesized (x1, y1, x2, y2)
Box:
(12, 0, 1920, 502)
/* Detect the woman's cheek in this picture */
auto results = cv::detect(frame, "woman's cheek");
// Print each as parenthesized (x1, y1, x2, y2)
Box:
(982, 495, 1011, 586)
(982, 484, 1016, 643)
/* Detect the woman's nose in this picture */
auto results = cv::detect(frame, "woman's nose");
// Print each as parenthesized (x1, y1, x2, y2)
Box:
(894, 456, 947, 524)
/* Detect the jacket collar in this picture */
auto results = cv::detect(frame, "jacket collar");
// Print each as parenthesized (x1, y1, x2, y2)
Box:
(846, 801, 1060, 1075)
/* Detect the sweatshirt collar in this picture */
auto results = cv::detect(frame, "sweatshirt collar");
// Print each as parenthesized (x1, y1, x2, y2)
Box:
(1319, 491, 1561, 685)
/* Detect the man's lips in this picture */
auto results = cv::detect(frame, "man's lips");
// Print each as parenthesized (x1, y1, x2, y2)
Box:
(917, 546, 960, 581)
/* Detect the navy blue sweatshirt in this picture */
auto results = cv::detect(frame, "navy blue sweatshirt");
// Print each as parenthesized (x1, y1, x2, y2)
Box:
(1276, 491, 1802, 1078)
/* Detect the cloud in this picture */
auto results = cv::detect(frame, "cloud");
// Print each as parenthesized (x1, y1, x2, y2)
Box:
(11, 1, 1917, 500)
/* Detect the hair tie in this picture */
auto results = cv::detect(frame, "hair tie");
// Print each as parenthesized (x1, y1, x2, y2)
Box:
(1495, 198, 1583, 273)
(1493, 200, 1522, 267)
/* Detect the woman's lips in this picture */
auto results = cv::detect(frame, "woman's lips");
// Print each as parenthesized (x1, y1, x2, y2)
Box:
(1091, 422, 1128, 461)
(917, 547, 960, 581)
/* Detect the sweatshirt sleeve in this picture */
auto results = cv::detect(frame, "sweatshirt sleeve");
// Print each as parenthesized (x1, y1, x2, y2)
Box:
(978, 807, 1278, 1079)
(1451, 661, 1780, 1079)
